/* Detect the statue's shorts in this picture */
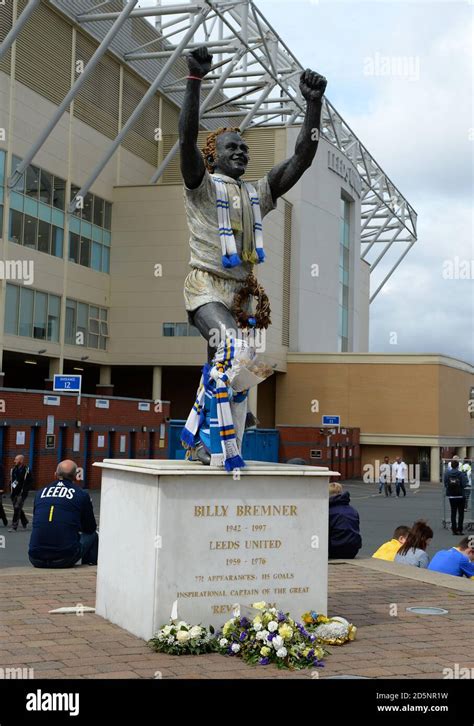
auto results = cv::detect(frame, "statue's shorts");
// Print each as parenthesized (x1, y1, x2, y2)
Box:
(183, 268, 243, 325)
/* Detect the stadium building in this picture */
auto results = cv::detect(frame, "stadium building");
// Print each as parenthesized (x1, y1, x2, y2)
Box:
(0, 0, 472, 486)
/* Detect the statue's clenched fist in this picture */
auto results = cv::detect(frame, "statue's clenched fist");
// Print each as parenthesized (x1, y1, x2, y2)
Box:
(299, 69, 327, 103)
(186, 46, 213, 79)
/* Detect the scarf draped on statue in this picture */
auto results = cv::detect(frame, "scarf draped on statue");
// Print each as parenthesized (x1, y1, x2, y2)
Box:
(181, 337, 249, 471)
(212, 174, 265, 269)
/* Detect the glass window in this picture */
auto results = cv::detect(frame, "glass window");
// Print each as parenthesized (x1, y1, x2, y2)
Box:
(47, 295, 60, 342)
(104, 201, 112, 230)
(5, 284, 19, 335)
(37, 220, 51, 254)
(33, 291, 47, 340)
(80, 237, 91, 267)
(52, 176, 66, 210)
(11, 155, 24, 193)
(70, 185, 81, 217)
(82, 193, 93, 223)
(19, 287, 34, 337)
(65, 300, 76, 344)
(25, 165, 40, 199)
(0, 204, 3, 237)
(39, 169, 53, 204)
(9, 210, 23, 244)
(175, 323, 188, 336)
(101, 245, 110, 273)
(100, 308, 107, 321)
(77, 302, 88, 346)
(88, 333, 99, 348)
(69, 232, 80, 263)
(91, 242, 102, 271)
(23, 215, 37, 248)
(163, 323, 174, 337)
(93, 197, 104, 227)
(99, 336, 107, 350)
(0, 149, 5, 186)
(52, 226, 63, 258)
(100, 321, 108, 336)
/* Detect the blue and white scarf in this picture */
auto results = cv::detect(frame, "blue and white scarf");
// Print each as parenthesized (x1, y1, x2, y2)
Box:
(212, 174, 265, 269)
(181, 338, 246, 471)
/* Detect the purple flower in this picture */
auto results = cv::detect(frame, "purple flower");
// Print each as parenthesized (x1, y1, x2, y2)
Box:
(239, 617, 249, 627)
(277, 611, 286, 622)
(259, 657, 270, 665)
(310, 634, 316, 642)
(239, 631, 247, 642)
(306, 649, 314, 659)
(267, 632, 276, 641)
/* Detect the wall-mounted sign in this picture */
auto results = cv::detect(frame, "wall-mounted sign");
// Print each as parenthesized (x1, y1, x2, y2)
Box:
(310, 450, 322, 459)
(95, 399, 110, 409)
(97, 435, 105, 448)
(138, 402, 151, 411)
(44, 395, 60, 406)
(45, 434, 55, 449)
(46, 415, 55, 435)
(16, 431, 26, 445)
(119, 435, 126, 453)
(73, 432, 81, 452)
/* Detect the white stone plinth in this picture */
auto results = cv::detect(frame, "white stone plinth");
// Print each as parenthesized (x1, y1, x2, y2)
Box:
(94, 460, 337, 641)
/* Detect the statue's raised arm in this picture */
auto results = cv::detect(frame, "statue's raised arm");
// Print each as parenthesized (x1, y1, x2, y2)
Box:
(178, 47, 213, 190)
(267, 69, 327, 201)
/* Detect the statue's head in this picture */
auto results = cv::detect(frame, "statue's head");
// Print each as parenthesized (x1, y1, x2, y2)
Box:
(202, 127, 249, 179)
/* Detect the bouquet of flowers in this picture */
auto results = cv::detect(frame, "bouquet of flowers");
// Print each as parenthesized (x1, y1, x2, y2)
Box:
(301, 611, 357, 645)
(149, 621, 217, 656)
(217, 601, 327, 670)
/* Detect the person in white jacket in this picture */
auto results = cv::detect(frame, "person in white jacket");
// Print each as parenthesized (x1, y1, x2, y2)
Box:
(393, 457, 408, 497)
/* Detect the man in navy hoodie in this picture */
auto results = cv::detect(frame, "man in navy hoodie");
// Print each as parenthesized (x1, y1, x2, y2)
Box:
(28, 460, 98, 568)
(328, 482, 362, 559)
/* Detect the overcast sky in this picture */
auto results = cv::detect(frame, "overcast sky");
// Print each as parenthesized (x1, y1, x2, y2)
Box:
(140, 0, 473, 364)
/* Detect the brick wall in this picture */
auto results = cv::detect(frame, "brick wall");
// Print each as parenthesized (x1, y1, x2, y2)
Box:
(277, 425, 361, 481)
(0, 390, 170, 490)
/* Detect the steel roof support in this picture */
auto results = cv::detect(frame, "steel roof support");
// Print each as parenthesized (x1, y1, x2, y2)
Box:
(8, 0, 141, 188)
(69, 8, 209, 211)
(0, 0, 41, 62)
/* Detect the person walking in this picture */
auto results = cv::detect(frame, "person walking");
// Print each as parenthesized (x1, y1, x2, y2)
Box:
(460, 459, 472, 511)
(444, 459, 468, 535)
(0, 462, 8, 527)
(379, 456, 392, 496)
(393, 456, 408, 497)
(8, 455, 33, 531)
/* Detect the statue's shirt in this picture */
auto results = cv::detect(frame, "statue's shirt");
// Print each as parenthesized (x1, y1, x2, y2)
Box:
(183, 170, 276, 282)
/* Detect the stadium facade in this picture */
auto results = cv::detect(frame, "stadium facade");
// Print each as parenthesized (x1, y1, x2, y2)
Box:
(0, 0, 472, 484)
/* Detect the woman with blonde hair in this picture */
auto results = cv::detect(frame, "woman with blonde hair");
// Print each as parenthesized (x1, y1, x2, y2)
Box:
(328, 482, 362, 559)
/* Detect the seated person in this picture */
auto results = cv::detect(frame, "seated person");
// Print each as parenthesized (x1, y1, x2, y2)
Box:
(394, 520, 432, 568)
(328, 482, 362, 559)
(427, 537, 474, 579)
(29, 460, 98, 569)
(372, 525, 410, 561)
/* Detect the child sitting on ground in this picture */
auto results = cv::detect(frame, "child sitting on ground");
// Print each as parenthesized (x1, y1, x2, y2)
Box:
(394, 520, 433, 569)
(372, 525, 410, 561)
(428, 537, 474, 579)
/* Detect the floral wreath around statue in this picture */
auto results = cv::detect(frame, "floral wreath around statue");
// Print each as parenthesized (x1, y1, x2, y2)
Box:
(232, 273, 271, 330)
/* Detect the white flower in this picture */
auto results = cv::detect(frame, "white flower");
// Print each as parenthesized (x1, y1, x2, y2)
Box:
(177, 621, 188, 629)
(176, 630, 190, 643)
(231, 644, 241, 653)
(253, 622, 262, 631)
(189, 625, 202, 639)
(162, 625, 173, 636)
(219, 638, 228, 647)
(256, 630, 269, 641)
(276, 647, 287, 658)
(272, 635, 284, 650)
(167, 636, 175, 644)
(267, 621, 278, 632)
(269, 608, 277, 614)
